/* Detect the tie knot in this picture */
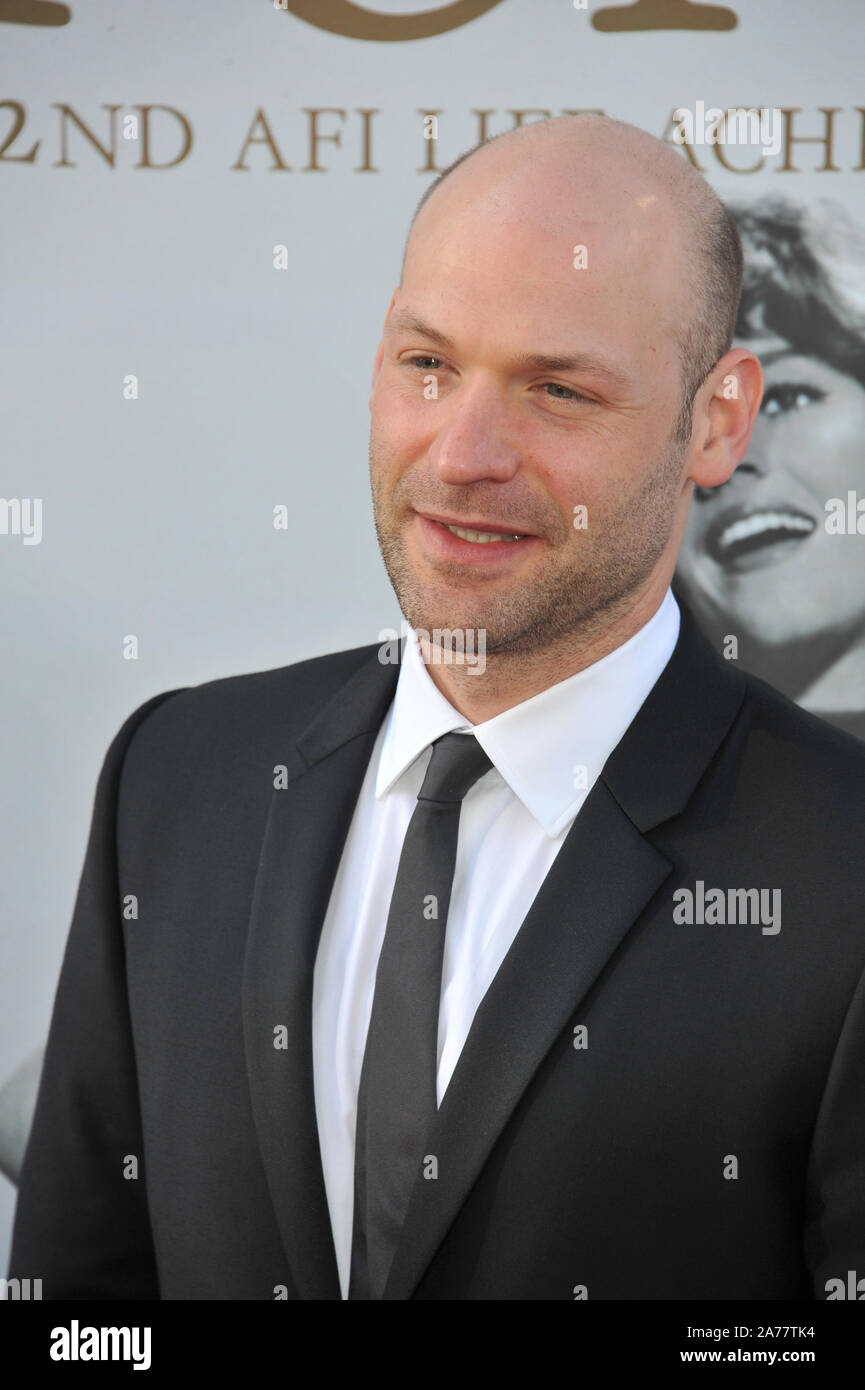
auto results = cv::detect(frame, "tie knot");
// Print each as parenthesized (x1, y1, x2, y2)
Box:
(417, 732, 493, 805)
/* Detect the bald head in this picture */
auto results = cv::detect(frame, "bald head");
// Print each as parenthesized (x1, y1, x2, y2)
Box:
(401, 115, 743, 441)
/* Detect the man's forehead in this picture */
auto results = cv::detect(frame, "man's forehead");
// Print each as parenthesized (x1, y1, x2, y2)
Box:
(411, 207, 658, 278)
(403, 211, 685, 349)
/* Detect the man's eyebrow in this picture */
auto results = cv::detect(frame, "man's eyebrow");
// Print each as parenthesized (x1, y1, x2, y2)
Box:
(386, 310, 634, 390)
(511, 351, 632, 389)
(386, 311, 458, 353)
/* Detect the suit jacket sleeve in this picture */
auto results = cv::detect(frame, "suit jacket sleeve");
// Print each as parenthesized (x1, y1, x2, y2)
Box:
(805, 956, 865, 1298)
(7, 689, 186, 1299)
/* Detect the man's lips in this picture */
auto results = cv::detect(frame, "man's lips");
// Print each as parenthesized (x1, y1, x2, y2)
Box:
(417, 510, 536, 540)
(704, 503, 817, 573)
(413, 511, 541, 565)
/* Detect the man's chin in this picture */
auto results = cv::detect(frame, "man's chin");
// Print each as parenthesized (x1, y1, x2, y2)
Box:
(396, 585, 504, 642)
(404, 610, 490, 640)
(405, 609, 549, 658)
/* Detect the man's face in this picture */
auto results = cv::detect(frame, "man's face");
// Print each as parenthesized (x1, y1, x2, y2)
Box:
(369, 173, 695, 655)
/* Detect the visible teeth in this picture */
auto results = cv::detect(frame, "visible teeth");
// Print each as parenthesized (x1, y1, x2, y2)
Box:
(719, 511, 815, 550)
(445, 524, 526, 543)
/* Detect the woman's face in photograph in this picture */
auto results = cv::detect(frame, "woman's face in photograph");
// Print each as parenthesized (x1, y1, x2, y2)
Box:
(677, 332, 865, 648)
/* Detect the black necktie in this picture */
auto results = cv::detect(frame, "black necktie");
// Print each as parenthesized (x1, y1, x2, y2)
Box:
(348, 732, 493, 1300)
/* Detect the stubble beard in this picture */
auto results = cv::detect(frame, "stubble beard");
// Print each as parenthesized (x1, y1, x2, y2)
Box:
(369, 430, 688, 658)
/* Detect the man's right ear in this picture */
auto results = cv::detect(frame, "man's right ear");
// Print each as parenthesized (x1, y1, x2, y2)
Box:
(369, 340, 385, 406)
(370, 290, 399, 405)
(687, 348, 763, 490)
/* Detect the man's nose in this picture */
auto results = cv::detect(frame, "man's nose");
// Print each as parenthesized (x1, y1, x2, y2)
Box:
(429, 386, 523, 486)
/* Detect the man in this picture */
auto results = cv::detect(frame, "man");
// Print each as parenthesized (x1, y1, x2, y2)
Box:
(9, 114, 865, 1300)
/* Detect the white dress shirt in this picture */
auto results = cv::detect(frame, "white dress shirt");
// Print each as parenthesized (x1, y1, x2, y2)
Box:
(312, 587, 680, 1297)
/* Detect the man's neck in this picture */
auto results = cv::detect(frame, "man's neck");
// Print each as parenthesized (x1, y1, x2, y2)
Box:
(417, 581, 670, 723)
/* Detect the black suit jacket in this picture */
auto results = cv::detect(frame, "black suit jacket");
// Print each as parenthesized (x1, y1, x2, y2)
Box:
(9, 605, 865, 1299)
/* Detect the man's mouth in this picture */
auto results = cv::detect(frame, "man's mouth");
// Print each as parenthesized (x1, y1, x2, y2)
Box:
(414, 511, 539, 566)
(705, 504, 817, 573)
(443, 523, 527, 544)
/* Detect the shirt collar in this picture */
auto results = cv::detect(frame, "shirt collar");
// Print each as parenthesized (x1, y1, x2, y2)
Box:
(376, 588, 680, 839)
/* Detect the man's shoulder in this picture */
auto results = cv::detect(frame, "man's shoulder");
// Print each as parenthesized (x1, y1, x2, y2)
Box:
(734, 664, 865, 811)
(113, 640, 383, 774)
(172, 641, 381, 720)
(740, 664, 865, 756)
(675, 602, 865, 781)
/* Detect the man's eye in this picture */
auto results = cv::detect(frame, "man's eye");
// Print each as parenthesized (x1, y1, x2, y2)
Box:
(399, 362, 592, 405)
(541, 383, 592, 404)
(404, 355, 444, 371)
(761, 383, 826, 416)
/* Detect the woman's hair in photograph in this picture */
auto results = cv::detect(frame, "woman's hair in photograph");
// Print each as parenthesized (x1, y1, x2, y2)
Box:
(732, 197, 865, 390)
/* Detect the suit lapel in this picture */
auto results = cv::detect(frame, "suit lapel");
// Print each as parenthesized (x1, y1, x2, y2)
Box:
(242, 644, 399, 1300)
(242, 603, 747, 1301)
(381, 779, 671, 1299)
(383, 603, 747, 1298)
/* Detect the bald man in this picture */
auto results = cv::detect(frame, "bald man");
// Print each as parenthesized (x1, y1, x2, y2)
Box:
(10, 116, 865, 1302)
